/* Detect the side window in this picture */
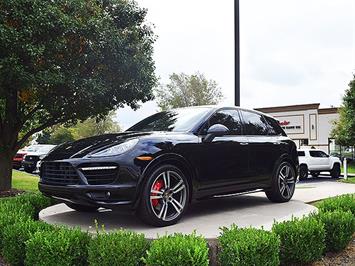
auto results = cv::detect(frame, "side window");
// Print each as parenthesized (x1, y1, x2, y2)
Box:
(264, 116, 286, 136)
(240, 110, 270, 135)
(309, 151, 328, 158)
(205, 110, 243, 135)
(297, 151, 305, 157)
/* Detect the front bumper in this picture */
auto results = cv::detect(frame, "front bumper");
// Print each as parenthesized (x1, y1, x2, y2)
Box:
(39, 182, 137, 210)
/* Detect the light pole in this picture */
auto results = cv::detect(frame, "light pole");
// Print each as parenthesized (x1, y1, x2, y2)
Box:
(234, 0, 240, 106)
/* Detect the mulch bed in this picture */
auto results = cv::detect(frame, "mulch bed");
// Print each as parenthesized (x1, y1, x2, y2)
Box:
(0, 189, 25, 198)
(313, 235, 355, 266)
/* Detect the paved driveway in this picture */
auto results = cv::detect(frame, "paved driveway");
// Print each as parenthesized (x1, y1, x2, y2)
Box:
(39, 177, 355, 239)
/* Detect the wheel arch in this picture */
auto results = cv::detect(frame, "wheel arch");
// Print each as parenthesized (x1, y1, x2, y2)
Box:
(134, 153, 196, 209)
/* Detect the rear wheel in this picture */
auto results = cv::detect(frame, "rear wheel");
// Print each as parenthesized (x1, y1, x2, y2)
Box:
(138, 165, 189, 227)
(330, 164, 341, 178)
(299, 164, 308, 180)
(66, 203, 98, 212)
(266, 161, 296, 203)
(311, 171, 320, 178)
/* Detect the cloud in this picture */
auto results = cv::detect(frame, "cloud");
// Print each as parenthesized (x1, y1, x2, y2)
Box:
(116, 0, 355, 129)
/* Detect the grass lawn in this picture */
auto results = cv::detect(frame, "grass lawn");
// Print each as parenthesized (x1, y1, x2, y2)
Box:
(12, 170, 39, 192)
(342, 161, 355, 174)
(338, 177, 355, 184)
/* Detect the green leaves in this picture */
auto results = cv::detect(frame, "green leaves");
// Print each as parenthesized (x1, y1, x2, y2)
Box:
(218, 225, 280, 266)
(331, 75, 355, 146)
(0, 0, 156, 189)
(155, 72, 223, 111)
(88, 230, 149, 266)
(143, 232, 209, 266)
(272, 217, 326, 264)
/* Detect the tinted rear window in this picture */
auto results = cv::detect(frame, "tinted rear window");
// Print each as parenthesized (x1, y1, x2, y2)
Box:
(297, 151, 305, 156)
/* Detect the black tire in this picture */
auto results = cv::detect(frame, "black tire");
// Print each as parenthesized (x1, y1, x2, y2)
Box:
(330, 164, 341, 179)
(299, 164, 308, 180)
(311, 171, 320, 178)
(266, 161, 296, 203)
(138, 165, 190, 227)
(66, 203, 99, 212)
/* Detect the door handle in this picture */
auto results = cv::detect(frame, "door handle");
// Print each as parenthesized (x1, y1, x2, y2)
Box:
(240, 142, 249, 145)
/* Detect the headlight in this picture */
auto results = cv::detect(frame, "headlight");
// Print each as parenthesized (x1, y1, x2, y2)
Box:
(90, 139, 139, 157)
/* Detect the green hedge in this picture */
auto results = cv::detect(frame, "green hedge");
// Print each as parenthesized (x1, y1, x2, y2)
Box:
(143, 233, 209, 266)
(315, 210, 355, 252)
(317, 194, 355, 215)
(1, 192, 354, 266)
(272, 217, 325, 264)
(88, 230, 149, 266)
(218, 225, 280, 266)
(25, 227, 90, 266)
(0, 201, 34, 250)
(2, 219, 54, 266)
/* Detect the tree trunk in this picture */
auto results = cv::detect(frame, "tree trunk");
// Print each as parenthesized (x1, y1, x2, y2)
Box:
(0, 152, 13, 191)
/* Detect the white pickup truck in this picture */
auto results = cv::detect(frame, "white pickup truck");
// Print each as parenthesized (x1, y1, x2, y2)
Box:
(298, 149, 342, 180)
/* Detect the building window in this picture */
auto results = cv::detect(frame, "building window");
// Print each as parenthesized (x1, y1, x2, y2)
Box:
(300, 139, 309, 146)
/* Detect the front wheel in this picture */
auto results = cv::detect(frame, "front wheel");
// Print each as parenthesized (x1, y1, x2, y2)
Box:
(265, 161, 296, 203)
(330, 164, 341, 178)
(138, 165, 190, 227)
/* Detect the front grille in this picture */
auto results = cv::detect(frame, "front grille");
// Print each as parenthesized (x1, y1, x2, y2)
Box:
(41, 162, 80, 186)
(81, 168, 118, 185)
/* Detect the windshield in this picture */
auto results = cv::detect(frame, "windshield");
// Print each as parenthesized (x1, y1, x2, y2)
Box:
(27, 145, 55, 153)
(127, 107, 212, 132)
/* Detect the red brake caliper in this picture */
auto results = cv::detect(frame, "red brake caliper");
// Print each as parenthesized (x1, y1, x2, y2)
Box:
(151, 179, 164, 207)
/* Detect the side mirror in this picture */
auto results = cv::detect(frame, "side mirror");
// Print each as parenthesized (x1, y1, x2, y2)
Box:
(203, 124, 229, 143)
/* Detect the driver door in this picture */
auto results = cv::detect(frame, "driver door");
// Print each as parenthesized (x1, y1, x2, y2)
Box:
(193, 109, 250, 191)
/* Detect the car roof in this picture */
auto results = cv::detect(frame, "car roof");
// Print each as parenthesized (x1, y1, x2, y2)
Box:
(172, 105, 277, 120)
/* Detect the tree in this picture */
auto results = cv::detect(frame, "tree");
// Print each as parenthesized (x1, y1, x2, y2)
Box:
(155, 72, 223, 110)
(37, 112, 121, 145)
(331, 75, 355, 146)
(0, 0, 156, 191)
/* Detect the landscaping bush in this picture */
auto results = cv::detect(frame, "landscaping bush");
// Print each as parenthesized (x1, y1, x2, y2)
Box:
(218, 225, 280, 266)
(88, 230, 149, 266)
(272, 217, 325, 264)
(11, 192, 54, 218)
(315, 210, 355, 252)
(317, 194, 355, 215)
(2, 219, 54, 266)
(144, 233, 209, 266)
(25, 227, 90, 266)
(0, 201, 34, 250)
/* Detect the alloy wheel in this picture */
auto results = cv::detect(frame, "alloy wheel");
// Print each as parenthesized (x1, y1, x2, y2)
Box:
(278, 164, 295, 199)
(149, 170, 187, 222)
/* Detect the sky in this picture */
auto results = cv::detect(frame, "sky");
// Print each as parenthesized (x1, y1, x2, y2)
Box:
(116, 0, 355, 129)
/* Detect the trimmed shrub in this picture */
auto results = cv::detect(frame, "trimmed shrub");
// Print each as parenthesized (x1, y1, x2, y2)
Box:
(218, 225, 280, 266)
(0, 201, 34, 250)
(317, 194, 355, 215)
(272, 217, 325, 264)
(88, 230, 149, 266)
(315, 210, 354, 252)
(2, 219, 54, 266)
(144, 233, 209, 266)
(12, 192, 54, 217)
(25, 227, 90, 266)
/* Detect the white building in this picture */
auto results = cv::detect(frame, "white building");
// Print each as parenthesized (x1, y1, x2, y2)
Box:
(255, 103, 339, 153)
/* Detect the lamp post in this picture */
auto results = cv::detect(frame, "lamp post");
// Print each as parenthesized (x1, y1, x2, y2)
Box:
(234, 0, 240, 106)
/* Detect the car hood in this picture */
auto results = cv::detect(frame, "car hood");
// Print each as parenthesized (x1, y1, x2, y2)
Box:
(44, 132, 152, 160)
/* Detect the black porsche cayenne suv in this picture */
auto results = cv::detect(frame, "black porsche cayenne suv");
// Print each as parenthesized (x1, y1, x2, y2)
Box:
(39, 106, 299, 226)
